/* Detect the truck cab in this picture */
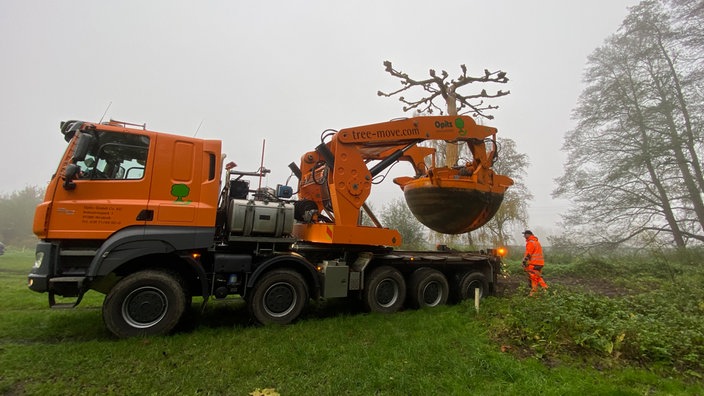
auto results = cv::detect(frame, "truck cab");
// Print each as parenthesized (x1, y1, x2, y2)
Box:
(29, 120, 221, 304)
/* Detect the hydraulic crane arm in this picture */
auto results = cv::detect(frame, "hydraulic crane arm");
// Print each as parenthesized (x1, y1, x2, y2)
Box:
(294, 115, 513, 246)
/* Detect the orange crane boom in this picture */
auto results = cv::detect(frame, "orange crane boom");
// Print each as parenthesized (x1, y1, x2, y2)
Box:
(293, 115, 514, 246)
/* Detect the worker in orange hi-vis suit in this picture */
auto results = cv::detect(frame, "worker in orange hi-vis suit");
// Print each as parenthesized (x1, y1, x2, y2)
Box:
(522, 230, 548, 296)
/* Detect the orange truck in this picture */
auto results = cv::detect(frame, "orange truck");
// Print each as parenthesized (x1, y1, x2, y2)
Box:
(28, 116, 512, 338)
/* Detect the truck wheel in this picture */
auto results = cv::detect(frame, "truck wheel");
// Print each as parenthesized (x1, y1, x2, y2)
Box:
(103, 270, 186, 338)
(248, 269, 308, 325)
(408, 268, 449, 308)
(453, 272, 489, 303)
(363, 266, 406, 313)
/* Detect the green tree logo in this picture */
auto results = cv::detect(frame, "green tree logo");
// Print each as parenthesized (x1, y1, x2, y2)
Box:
(454, 117, 467, 136)
(171, 184, 191, 204)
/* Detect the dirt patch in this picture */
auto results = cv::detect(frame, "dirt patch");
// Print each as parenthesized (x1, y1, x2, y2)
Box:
(496, 272, 630, 298)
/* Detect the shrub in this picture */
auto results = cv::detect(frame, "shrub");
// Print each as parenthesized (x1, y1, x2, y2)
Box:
(484, 250, 704, 376)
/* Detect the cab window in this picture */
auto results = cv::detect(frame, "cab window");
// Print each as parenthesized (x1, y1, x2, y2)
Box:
(76, 132, 150, 180)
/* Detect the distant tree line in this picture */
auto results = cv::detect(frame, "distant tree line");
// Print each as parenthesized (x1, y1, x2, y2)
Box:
(554, 0, 704, 248)
(0, 186, 43, 248)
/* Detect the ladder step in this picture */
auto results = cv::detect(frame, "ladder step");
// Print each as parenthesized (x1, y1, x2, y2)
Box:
(48, 277, 87, 308)
(49, 276, 88, 284)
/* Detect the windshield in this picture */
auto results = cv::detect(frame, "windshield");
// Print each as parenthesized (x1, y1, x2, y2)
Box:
(75, 131, 150, 180)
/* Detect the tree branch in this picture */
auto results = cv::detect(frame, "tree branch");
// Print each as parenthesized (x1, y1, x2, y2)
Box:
(378, 60, 510, 118)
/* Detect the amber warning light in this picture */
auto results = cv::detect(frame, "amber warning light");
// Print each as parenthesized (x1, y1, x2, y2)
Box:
(496, 247, 508, 257)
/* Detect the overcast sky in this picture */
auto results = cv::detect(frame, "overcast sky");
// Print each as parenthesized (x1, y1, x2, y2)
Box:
(0, 0, 638, 238)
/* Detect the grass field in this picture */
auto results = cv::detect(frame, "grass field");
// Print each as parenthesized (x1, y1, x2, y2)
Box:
(1, 248, 703, 395)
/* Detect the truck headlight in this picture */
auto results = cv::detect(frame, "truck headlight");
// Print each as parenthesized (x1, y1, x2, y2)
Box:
(33, 252, 44, 269)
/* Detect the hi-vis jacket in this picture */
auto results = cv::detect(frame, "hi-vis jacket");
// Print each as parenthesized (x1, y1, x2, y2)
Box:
(524, 235, 544, 267)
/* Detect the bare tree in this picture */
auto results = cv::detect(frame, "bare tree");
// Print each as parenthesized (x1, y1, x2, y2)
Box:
(377, 61, 510, 166)
(625, 1, 704, 225)
(554, 0, 704, 247)
(667, 0, 704, 59)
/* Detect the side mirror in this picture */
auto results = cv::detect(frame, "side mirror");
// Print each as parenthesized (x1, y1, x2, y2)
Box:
(63, 164, 80, 190)
(72, 133, 96, 162)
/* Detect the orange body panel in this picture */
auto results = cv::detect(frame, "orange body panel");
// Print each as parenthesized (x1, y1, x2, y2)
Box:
(35, 121, 222, 241)
(293, 223, 401, 247)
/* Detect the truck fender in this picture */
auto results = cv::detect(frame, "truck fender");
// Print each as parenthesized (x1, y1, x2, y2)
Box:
(88, 225, 215, 277)
(244, 254, 320, 299)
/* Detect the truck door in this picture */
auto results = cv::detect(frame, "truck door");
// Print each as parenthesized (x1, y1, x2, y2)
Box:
(144, 135, 221, 229)
(45, 130, 154, 240)
(146, 138, 200, 225)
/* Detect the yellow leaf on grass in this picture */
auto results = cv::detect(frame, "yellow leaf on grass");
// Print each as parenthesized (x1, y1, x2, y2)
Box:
(249, 388, 280, 396)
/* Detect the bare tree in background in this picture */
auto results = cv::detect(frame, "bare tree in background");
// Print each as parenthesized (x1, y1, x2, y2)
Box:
(554, 0, 704, 247)
(668, 0, 704, 57)
(377, 61, 510, 167)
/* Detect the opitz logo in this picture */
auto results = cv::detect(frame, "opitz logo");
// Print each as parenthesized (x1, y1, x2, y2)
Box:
(434, 120, 453, 129)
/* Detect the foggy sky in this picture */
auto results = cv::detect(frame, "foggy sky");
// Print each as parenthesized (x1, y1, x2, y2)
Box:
(0, 0, 638, 237)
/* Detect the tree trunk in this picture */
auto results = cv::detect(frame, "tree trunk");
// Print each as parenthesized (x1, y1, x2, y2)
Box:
(624, 69, 687, 246)
(445, 88, 459, 167)
(643, 148, 687, 247)
(646, 58, 704, 233)
(654, 31, 704, 194)
(465, 231, 474, 248)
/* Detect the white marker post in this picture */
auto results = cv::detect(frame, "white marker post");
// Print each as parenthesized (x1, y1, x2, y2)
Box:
(474, 288, 480, 313)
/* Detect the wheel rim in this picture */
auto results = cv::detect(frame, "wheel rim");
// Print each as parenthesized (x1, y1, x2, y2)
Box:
(422, 281, 443, 306)
(466, 280, 484, 298)
(263, 282, 297, 318)
(122, 286, 168, 328)
(375, 279, 399, 308)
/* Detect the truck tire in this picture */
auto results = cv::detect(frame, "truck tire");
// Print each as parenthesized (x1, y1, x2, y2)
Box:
(248, 269, 308, 325)
(363, 266, 406, 313)
(453, 271, 489, 303)
(103, 270, 187, 338)
(408, 268, 449, 308)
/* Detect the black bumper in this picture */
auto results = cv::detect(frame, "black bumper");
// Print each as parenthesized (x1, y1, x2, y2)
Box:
(28, 241, 55, 293)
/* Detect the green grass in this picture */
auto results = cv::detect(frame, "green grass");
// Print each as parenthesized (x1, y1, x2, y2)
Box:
(1, 249, 703, 395)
